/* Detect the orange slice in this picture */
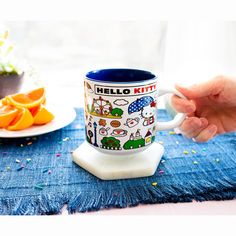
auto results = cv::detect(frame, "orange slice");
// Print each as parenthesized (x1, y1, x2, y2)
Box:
(6, 87, 45, 109)
(0, 98, 9, 106)
(32, 105, 55, 125)
(0, 105, 19, 128)
(7, 108, 34, 131)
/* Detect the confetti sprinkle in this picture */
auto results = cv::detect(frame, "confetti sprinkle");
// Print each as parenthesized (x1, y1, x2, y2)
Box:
(159, 170, 165, 174)
(56, 153, 61, 157)
(202, 148, 206, 151)
(6, 166, 11, 171)
(62, 137, 70, 142)
(215, 158, 220, 163)
(161, 160, 165, 163)
(169, 131, 176, 135)
(34, 183, 45, 190)
(193, 161, 199, 165)
(176, 141, 179, 144)
(26, 158, 31, 163)
(20, 144, 24, 147)
(27, 142, 33, 146)
(34, 185, 44, 190)
(191, 150, 196, 154)
(48, 170, 52, 174)
(158, 141, 164, 145)
(15, 159, 21, 163)
(183, 150, 189, 154)
(152, 182, 158, 186)
(17, 166, 24, 171)
(43, 169, 48, 173)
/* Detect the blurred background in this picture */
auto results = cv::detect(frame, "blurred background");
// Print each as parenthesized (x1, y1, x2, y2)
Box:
(1, 21, 236, 106)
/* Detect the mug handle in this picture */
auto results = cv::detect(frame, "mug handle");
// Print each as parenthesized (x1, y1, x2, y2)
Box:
(156, 87, 187, 131)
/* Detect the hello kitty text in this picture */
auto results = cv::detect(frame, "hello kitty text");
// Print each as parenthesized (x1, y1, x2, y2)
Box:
(95, 83, 157, 97)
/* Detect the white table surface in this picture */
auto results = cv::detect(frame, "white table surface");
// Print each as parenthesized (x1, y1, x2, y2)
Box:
(39, 69, 236, 215)
(59, 200, 236, 215)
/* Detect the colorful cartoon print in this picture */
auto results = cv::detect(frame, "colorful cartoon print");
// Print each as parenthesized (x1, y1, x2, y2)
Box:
(128, 96, 154, 114)
(110, 129, 128, 137)
(123, 129, 145, 150)
(85, 81, 94, 93)
(110, 120, 121, 128)
(93, 122, 99, 147)
(113, 99, 129, 106)
(128, 96, 156, 126)
(92, 96, 113, 116)
(151, 135, 155, 142)
(85, 112, 88, 122)
(100, 137, 121, 150)
(89, 96, 123, 118)
(98, 119, 107, 127)
(144, 129, 152, 145)
(111, 108, 123, 117)
(124, 117, 140, 128)
(86, 129, 93, 144)
(99, 127, 110, 136)
(141, 101, 156, 126)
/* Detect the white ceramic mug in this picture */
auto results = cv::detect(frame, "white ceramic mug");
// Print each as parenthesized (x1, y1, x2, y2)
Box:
(84, 68, 186, 155)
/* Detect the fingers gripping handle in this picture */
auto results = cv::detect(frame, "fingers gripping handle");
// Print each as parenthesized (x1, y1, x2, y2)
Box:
(156, 88, 187, 131)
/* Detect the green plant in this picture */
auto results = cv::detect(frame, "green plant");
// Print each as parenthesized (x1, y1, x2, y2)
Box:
(111, 108, 123, 117)
(123, 138, 145, 150)
(101, 137, 120, 149)
(0, 31, 21, 76)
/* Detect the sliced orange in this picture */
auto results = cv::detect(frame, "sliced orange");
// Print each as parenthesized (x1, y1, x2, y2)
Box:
(6, 87, 45, 109)
(32, 105, 55, 125)
(0, 98, 9, 106)
(7, 108, 34, 131)
(29, 105, 40, 116)
(0, 105, 19, 128)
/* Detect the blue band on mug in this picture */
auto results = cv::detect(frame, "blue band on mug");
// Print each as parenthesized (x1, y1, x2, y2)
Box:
(86, 68, 156, 83)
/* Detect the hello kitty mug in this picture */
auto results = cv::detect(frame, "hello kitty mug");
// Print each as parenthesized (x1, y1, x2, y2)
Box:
(84, 68, 187, 155)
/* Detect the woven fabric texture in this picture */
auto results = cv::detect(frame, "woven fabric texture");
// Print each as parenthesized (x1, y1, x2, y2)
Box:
(0, 108, 235, 215)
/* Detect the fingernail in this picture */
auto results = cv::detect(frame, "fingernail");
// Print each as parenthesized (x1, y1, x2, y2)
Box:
(192, 138, 196, 142)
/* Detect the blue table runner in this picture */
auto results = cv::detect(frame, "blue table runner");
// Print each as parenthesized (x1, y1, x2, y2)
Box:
(0, 108, 235, 215)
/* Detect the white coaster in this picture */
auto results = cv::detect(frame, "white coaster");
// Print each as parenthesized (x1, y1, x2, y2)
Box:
(72, 141, 164, 180)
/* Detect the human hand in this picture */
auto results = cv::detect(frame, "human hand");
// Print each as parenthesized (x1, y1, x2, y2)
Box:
(172, 76, 236, 142)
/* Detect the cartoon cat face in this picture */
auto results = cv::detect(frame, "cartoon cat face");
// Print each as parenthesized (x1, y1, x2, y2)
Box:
(141, 106, 155, 118)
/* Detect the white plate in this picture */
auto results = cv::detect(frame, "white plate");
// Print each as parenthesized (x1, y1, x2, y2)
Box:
(0, 105, 77, 138)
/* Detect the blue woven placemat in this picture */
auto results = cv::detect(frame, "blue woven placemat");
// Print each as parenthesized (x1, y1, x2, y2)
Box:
(0, 108, 235, 215)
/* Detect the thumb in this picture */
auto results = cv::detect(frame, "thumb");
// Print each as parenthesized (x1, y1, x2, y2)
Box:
(175, 77, 225, 99)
